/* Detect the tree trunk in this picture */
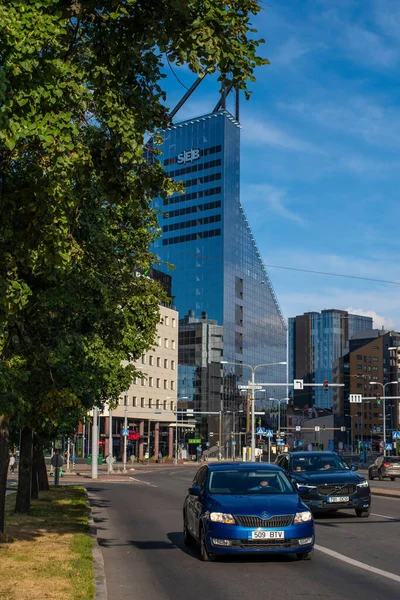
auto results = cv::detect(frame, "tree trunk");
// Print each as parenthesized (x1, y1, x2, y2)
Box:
(15, 426, 33, 514)
(0, 415, 10, 534)
(37, 449, 49, 492)
(31, 446, 39, 500)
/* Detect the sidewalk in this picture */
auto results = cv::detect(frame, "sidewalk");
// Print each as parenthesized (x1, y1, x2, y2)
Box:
(50, 460, 196, 482)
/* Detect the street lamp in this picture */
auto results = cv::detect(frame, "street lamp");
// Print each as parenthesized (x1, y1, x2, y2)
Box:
(221, 360, 287, 462)
(374, 381, 398, 455)
(268, 397, 289, 436)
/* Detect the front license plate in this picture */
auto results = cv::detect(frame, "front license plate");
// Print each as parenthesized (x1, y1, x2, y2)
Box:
(249, 530, 285, 540)
(327, 496, 349, 503)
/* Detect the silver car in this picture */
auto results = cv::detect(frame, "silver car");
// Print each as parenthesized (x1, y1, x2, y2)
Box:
(368, 456, 400, 481)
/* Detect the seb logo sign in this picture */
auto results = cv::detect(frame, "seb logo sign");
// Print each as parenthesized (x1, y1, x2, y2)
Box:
(177, 148, 201, 165)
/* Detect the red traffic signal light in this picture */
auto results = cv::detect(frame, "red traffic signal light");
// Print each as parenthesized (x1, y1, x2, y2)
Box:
(323, 380, 329, 392)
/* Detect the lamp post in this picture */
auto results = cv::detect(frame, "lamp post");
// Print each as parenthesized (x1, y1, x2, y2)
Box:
(174, 397, 189, 465)
(226, 410, 244, 460)
(268, 397, 289, 436)
(221, 360, 287, 462)
(374, 381, 398, 456)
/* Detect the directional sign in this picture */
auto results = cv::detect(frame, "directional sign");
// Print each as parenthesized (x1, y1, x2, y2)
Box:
(340, 426, 346, 432)
(238, 385, 263, 390)
(265, 430, 274, 438)
(122, 429, 129, 436)
(392, 431, 400, 440)
(188, 438, 201, 444)
(209, 432, 214, 437)
(294, 379, 304, 390)
(206, 441, 211, 447)
(256, 427, 265, 434)
(295, 426, 301, 432)
(349, 394, 362, 403)
(232, 440, 237, 445)
(314, 426, 320, 432)
(386, 443, 393, 451)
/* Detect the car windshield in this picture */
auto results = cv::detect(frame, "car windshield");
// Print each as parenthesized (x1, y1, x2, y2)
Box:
(291, 455, 350, 472)
(208, 469, 295, 495)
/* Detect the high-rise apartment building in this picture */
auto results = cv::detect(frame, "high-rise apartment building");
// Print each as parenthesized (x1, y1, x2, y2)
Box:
(289, 309, 373, 409)
(153, 109, 287, 438)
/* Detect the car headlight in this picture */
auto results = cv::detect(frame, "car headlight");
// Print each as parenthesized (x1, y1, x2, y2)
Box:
(209, 512, 236, 524)
(294, 511, 313, 524)
(296, 483, 317, 490)
(357, 480, 369, 488)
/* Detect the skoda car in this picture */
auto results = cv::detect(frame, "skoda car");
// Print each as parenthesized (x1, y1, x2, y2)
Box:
(276, 451, 371, 518)
(183, 463, 314, 562)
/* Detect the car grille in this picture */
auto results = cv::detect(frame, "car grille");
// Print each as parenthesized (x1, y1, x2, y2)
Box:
(231, 539, 298, 549)
(234, 515, 293, 528)
(317, 484, 356, 496)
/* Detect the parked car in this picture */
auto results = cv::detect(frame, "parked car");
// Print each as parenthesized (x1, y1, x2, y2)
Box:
(368, 455, 400, 481)
(183, 462, 314, 562)
(275, 451, 371, 518)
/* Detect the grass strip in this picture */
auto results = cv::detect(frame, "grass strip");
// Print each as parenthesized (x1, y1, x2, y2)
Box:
(0, 486, 95, 600)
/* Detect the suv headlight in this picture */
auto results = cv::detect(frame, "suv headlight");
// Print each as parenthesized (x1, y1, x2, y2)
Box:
(209, 512, 236, 524)
(296, 483, 317, 490)
(294, 511, 313, 524)
(357, 480, 369, 488)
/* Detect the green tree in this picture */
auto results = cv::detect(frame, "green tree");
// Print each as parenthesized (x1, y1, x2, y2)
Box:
(0, 0, 267, 532)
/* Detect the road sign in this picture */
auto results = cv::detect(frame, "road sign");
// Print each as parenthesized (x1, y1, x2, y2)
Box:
(122, 429, 129, 436)
(340, 426, 346, 432)
(232, 440, 237, 445)
(294, 379, 304, 390)
(392, 431, 400, 440)
(209, 432, 214, 437)
(295, 426, 301, 432)
(265, 430, 273, 438)
(314, 426, 320, 432)
(256, 427, 265, 434)
(349, 394, 362, 403)
(206, 441, 210, 447)
(276, 440, 284, 445)
(386, 443, 393, 451)
(188, 438, 201, 444)
(238, 385, 263, 390)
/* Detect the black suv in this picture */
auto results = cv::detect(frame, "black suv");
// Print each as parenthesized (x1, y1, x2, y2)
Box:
(276, 451, 371, 517)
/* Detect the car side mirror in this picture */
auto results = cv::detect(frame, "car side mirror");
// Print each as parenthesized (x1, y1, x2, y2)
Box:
(351, 464, 358, 471)
(188, 485, 201, 497)
(297, 486, 310, 494)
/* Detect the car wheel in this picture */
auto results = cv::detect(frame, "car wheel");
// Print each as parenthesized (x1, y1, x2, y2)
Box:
(355, 507, 371, 518)
(297, 550, 313, 561)
(368, 470, 374, 480)
(378, 470, 383, 481)
(183, 518, 195, 547)
(200, 527, 215, 562)
(390, 477, 395, 481)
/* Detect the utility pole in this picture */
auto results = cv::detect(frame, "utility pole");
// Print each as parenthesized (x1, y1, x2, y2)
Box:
(123, 406, 128, 472)
(92, 408, 98, 480)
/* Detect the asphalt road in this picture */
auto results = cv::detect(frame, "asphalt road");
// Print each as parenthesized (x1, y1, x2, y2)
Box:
(87, 466, 400, 600)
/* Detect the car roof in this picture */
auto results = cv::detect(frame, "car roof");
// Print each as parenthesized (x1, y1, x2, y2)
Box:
(207, 462, 283, 472)
(286, 451, 338, 458)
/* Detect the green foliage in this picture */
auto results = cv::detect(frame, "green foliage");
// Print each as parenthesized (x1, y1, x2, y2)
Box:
(0, 1, 267, 439)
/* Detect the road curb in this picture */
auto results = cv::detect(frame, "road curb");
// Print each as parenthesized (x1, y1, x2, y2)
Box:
(372, 489, 400, 498)
(85, 491, 108, 600)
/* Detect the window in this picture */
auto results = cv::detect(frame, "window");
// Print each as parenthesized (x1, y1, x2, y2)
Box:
(372, 357, 378, 362)
(357, 383, 362, 389)
(357, 365, 362, 370)
(156, 399, 160, 409)
(171, 340, 176, 350)
(372, 366, 378, 371)
(165, 316, 169, 326)
(164, 379, 168, 389)
(157, 336, 161, 346)
(149, 355, 154, 366)
(141, 397, 145, 408)
(170, 401, 175, 411)
(164, 359, 169, 369)
(172, 318, 176, 328)
(149, 377, 153, 387)
(157, 357, 161, 367)
(163, 400, 167, 410)
(157, 378, 160, 388)
(124, 395, 128, 406)
(141, 354, 146, 364)
(141, 378, 145, 386)
(149, 398, 153, 408)
(171, 381, 175, 391)
(133, 396, 137, 407)
(171, 360, 175, 370)
(357, 355, 362, 360)
(164, 338, 169, 348)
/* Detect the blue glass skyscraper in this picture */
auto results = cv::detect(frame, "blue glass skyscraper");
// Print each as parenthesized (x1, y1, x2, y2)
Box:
(153, 109, 287, 418)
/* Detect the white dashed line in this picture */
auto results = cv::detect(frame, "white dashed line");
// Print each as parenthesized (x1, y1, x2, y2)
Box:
(371, 513, 399, 520)
(315, 544, 400, 584)
(129, 477, 158, 488)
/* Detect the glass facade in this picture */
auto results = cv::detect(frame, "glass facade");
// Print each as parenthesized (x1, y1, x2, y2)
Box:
(153, 110, 287, 435)
(289, 310, 373, 409)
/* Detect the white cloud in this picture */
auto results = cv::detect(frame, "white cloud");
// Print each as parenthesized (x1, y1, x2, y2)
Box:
(271, 38, 316, 68)
(244, 184, 306, 225)
(242, 117, 322, 153)
(344, 307, 395, 330)
(342, 23, 398, 68)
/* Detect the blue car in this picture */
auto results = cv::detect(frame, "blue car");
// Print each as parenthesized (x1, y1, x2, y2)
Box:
(183, 462, 314, 562)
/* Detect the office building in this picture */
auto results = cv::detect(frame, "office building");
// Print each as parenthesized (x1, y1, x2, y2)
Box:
(152, 109, 287, 443)
(289, 309, 373, 410)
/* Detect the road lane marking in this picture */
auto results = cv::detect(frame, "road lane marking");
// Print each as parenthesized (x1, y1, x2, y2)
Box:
(129, 477, 158, 488)
(315, 544, 400, 583)
(371, 513, 399, 520)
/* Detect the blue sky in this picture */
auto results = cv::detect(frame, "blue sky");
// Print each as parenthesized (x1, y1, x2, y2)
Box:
(161, 0, 400, 329)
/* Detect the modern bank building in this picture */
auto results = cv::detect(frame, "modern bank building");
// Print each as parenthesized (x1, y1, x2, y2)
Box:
(91, 86, 288, 462)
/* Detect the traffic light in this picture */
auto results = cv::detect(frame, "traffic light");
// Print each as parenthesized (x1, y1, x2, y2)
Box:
(245, 432, 252, 446)
(376, 393, 381, 405)
(323, 380, 329, 393)
(323, 425, 326, 431)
